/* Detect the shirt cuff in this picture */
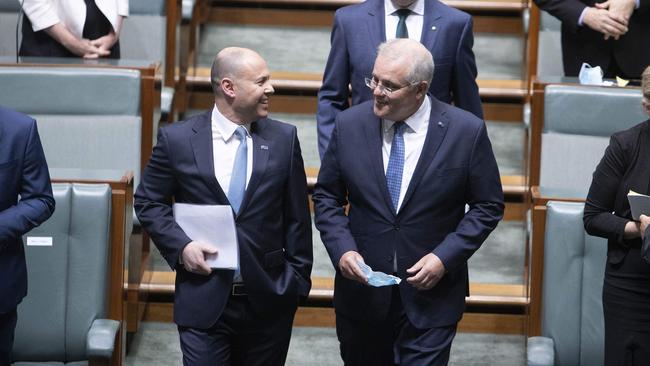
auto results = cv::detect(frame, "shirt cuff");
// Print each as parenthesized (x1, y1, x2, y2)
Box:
(578, 7, 589, 26)
(636, 0, 640, 9)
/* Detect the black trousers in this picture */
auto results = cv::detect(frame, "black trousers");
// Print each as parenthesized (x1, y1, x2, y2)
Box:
(604, 247, 650, 366)
(0, 308, 17, 366)
(20, 0, 120, 59)
(336, 286, 457, 366)
(178, 294, 297, 366)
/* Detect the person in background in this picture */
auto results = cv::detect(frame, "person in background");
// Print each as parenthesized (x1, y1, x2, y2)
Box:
(534, 0, 649, 78)
(20, 0, 128, 59)
(316, 0, 483, 158)
(583, 65, 650, 365)
(0, 106, 55, 366)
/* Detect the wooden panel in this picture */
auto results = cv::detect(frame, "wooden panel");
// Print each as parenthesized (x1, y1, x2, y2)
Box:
(217, 0, 527, 12)
(504, 202, 526, 221)
(270, 95, 318, 114)
(145, 302, 525, 334)
(483, 102, 523, 122)
(527, 204, 546, 336)
(209, 7, 334, 27)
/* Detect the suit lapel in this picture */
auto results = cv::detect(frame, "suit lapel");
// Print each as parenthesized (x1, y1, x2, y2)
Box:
(400, 97, 449, 212)
(363, 113, 396, 216)
(190, 112, 229, 202)
(238, 120, 269, 217)
(366, 0, 385, 50)
(420, 0, 442, 49)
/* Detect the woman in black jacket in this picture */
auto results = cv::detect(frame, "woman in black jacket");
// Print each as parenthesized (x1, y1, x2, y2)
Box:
(584, 65, 650, 365)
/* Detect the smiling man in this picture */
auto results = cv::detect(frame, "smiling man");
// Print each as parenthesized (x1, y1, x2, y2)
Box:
(135, 47, 313, 366)
(316, 0, 483, 159)
(313, 39, 504, 366)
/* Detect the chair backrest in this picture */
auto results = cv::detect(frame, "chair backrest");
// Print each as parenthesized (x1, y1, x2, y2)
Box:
(12, 183, 111, 362)
(539, 84, 646, 198)
(0, 0, 20, 58)
(541, 201, 606, 366)
(0, 66, 143, 188)
(536, 10, 563, 77)
(120, 0, 169, 79)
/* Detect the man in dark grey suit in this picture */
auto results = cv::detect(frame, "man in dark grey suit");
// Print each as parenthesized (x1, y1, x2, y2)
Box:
(135, 48, 312, 366)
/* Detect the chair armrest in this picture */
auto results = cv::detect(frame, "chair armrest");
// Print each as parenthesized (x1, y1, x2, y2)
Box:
(87, 319, 120, 359)
(527, 336, 554, 366)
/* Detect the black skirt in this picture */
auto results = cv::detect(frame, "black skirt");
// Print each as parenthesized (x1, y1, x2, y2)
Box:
(20, 0, 120, 59)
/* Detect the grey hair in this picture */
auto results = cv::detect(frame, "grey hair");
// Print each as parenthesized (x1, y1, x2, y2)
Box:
(377, 39, 434, 86)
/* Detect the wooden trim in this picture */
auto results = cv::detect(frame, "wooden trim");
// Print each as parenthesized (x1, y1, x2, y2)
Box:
(213, 0, 527, 12)
(528, 80, 545, 187)
(527, 204, 546, 336)
(504, 202, 526, 221)
(525, 2, 541, 92)
(484, 102, 523, 123)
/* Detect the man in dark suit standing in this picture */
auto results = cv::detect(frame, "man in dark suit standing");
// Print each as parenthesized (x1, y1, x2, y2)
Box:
(134, 47, 313, 366)
(316, 0, 483, 158)
(313, 39, 504, 365)
(534, 0, 650, 78)
(0, 106, 55, 365)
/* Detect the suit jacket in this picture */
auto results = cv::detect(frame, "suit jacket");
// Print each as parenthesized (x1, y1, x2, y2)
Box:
(534, 0, 650, 78)
(316, 0, 483, 158)
(313, 98, 504, 328)
(584, 119, 650, 264)
(134, 111, 313, 329)
(0, 106, 55, 314)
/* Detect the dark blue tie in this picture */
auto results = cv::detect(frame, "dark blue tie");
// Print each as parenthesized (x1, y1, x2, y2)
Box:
(386, 122, 406, 211)
(228, 126, 247, 213)
(396, 9, 411, 39)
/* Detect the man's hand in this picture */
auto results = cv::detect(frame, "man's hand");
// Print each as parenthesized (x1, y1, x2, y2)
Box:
(181, 241, 218, 275)
(595, 0, 637, 39)
(406, 253, 445, 290)
(338, 251, 368, 284)
(583, 6, 629, 39)
(640, 215, 650, 239)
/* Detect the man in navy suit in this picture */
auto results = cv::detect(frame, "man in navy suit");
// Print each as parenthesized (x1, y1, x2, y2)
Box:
(0, 106, 55, 365)
(534, 0, 649, 78)
(317, 0, 483, 158)
(313, 39, 504, 365)
(135, 48, 312, 366)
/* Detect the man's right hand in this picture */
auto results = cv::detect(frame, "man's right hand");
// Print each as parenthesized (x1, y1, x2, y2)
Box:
(583, 6, 629, 39)
(338, 251, 368, 284)
(181, 241, 218, 276)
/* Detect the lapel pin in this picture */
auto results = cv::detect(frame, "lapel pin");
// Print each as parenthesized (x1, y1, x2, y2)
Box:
(438, 121, 444, 127)
(261, 145, 269, 150)
(431, 25, 437, 31)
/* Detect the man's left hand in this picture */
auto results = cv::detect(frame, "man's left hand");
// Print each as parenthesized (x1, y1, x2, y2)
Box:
(406, 253, 445, 290)
(596, 0, 637, 39)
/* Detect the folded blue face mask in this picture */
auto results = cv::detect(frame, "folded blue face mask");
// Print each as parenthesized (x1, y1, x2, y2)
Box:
(357, 261, 402, 287)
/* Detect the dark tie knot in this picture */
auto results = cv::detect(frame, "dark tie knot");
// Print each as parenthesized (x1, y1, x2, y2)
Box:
(395, 8, 411, 20)
(394, 121, 406, 135)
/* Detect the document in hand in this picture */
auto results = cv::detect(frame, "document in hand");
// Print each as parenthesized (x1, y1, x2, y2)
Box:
(173, 203, 239, 269)
(628, 190, 650, 220)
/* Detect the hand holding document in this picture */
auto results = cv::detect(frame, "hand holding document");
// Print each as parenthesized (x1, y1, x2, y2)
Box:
(173, 203, 239, 269)
(627, 190, 650, 221)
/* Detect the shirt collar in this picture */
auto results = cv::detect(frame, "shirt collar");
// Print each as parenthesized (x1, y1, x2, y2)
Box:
(385, 0, 424, 16)
(211, 104, 251, 141)
(383, 96, 431, 134)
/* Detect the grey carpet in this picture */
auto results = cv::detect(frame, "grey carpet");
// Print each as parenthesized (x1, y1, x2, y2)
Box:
(198, 24, 523, 80)
(125, 322, 525, 365)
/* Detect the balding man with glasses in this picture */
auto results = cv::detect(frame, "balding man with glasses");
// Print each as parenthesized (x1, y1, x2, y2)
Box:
(313, 39, 503, 366)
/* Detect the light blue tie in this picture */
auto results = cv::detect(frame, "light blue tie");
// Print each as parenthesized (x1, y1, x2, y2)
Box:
(386, 122, 406, 211)
(228, 126, 247, 214)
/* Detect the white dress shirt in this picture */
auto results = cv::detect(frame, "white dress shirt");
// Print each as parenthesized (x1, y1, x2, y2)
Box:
(211, 105, 253, 196)
(382, 96, 431, 213)
(384, 0, 425, 42)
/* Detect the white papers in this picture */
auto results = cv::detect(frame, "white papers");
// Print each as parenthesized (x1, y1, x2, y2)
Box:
(628, 190, 650, 221)
(173, 203, 239, 269)
(26, 237, 53, 246)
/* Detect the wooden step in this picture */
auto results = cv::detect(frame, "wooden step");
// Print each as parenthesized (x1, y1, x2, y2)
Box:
(208, 0, 526, 33)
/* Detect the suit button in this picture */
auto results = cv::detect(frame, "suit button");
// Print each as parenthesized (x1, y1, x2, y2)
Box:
(394, 225, 400, 231)
(388, 255, 393, 262)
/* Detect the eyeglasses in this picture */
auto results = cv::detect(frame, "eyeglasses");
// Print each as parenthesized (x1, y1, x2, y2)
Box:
(364, 77, 419, 96)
